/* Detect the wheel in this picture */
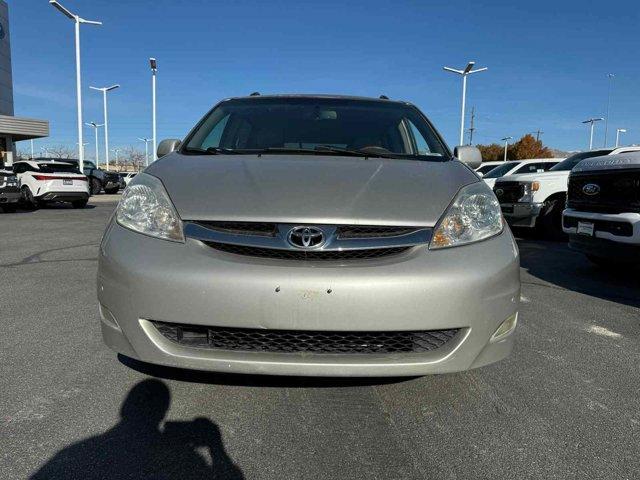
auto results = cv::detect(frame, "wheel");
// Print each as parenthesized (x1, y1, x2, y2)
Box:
(89, 177, 102, 196)
(1, 203, 17, 213)
(536, 195, 566, 240)
(72, 199, 88, 209)
(20, 186, 39, 210)
(104, 187, 119, 195)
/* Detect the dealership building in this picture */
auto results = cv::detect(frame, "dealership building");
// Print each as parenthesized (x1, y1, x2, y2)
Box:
(0, 0, 49, 166)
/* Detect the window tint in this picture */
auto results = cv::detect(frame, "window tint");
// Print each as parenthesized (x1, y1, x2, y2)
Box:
(550, 150, 612, 171)
(477, 164, 498, 174)
(513, 162, 556, 174)
(483, 161, 520, 178)
(37, 163, 81, 174)
(185, 97, 448, 159)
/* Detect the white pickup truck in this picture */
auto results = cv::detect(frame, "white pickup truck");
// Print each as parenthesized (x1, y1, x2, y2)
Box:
(563, 152, 640, 266)
(493, 146, 640, 236)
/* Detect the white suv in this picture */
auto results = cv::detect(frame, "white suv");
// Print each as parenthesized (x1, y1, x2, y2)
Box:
(13, 160, 90, 209)
(481, 158, 562, 189)
(493, 146, 640, 235)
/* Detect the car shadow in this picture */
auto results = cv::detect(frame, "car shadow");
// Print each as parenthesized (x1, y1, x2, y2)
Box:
(30, 379, 245, 480)
(516, 235, 640, 308)
(119, 354, 414, 388)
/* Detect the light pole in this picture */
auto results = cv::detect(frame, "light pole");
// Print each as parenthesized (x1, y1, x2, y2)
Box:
(138, 137, 152, 166)
(86, 122, 104, 165)
(582, 118, 604, 150)
(443, 61, 488, 146)
(49, 1, 102, 172)
(604, 73, 614, 147)
(112, 148, 121, 168)
(90, 84, 119, 171)
(75, 142, 88, 159)
(501, 136, 512, 161)
(150, 58, 157, 162)
(30, 139, 35, 159)
(615, 128, 627, 148)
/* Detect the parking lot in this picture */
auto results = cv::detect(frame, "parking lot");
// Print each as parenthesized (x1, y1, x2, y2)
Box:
(1, 198, 639, 480)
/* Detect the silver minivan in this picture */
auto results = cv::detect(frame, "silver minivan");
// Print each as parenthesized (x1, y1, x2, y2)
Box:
(98, 94, 520, 376)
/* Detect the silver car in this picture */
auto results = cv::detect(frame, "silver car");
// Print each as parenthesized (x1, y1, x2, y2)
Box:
(98, 94, 520, 377)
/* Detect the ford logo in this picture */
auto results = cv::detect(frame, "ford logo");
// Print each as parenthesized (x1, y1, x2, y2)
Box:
(582, 183, 600, 196)
(287, 226, 325, 249)
(495, 189, 504, 197)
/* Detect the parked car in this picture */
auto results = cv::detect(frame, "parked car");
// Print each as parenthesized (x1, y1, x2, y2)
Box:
(482, 158, 562, 189)
(493, 146, 640, 235)
(0, 168, 20, 212)
(40, 158, 122, 195)
(98, 94, 520, 377)
(563, 152, 640, 267)
(475, 161, 503, 176)
(13, 160, 89, 209)
(119, 172, 137, 186)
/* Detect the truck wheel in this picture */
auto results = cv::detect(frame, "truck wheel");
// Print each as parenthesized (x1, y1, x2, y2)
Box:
(536, 195, 566, 240)
(90, 178, 102, 196)
(104, 187, 119, 195)
(20, 186, 39, 210)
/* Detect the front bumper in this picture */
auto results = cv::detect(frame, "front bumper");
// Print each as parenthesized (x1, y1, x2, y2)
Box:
(500, 202, 543, 228)
(98, 223, 521, 376)
(0, 186, 20, 204)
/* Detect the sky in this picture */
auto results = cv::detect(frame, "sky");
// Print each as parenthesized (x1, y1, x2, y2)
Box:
(7, 0, 640, 158)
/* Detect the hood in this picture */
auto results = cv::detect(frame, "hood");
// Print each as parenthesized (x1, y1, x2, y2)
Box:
(572, 152, 640, 174)
(498, 170, 569, 183)
(146, 154, 478, 226)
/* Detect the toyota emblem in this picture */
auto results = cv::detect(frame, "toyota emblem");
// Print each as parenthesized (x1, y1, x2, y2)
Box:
(582, 183, 600, 196)
(287, 226, 325, 249)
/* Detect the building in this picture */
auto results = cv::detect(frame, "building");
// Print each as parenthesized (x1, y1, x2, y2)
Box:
(0, 0, 48, 166)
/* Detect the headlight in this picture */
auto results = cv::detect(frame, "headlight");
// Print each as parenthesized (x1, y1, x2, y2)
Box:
(519, 181, 539, 202)
(116, 173, 184, 242)
(430, 182, 503, 249)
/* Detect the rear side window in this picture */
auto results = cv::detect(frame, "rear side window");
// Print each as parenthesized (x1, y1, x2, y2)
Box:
(513, 162, 557, 174)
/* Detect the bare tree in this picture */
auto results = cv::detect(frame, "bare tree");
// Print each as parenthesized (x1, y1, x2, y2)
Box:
(122, 146, 146, 172)
(40, 145, 76, 159)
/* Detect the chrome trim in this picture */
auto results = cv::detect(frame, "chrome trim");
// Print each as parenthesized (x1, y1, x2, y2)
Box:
(184, 222, 432, 251)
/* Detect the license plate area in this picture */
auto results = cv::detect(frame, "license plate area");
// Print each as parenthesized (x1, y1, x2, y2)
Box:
(63, 179, 73, 185)
(577, 221, 594, 236)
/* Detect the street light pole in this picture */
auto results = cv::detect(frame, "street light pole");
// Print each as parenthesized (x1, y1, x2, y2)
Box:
(30, 139, 34, 159)
(150, 58, 157, 162)
(112, 148, 120, 168)
(86, 122, 104, 165)
(604, 73, 614, 147)
(582, 118, 604, 150)
(615, 128, 627, 148)
(90, 85, 120, 171)
(501, 136, 512, 161)
(443, 61, 488, 146)
(49, 1, 101, 172)
(138, 137, 151, 166)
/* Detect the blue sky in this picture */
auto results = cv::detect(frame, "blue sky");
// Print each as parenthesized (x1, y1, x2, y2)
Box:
(8, 0, 640, 157)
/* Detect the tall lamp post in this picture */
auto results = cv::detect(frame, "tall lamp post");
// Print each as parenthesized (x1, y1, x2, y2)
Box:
(138, 137, 152, 166)
(112, 148, 121, 168)
(582, 118, 604, 150)
(49, 1, 102, 172)
(603, 73, 614, 147)
(615, 128, 627, 148)
(90, 84, 120, 171)
(150, 58, 157, 162)
(443, 61, 488, 146)
(86, 122, 104, 165)
(501, 136, 512, 161)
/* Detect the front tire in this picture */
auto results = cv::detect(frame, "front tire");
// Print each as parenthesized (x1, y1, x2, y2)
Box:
(89, 178, 102, 196)
(536, 195, 566, 240)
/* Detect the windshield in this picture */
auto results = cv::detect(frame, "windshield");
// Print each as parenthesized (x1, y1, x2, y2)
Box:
(549, 150, 613, 171)
(483, 161, 520, 178)
(477, 164, 498, 174)
(37, 163, 81, 174)
(184, 97, 449, 160)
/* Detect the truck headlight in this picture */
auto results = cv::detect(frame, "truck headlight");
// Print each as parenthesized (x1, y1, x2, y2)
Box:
(116, 173, 184, 242)
(519, 181, 539, 202)
(430, 182, 503, 249)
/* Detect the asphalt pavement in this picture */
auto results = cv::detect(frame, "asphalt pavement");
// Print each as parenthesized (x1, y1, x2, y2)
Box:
(1, 198, 639, 479)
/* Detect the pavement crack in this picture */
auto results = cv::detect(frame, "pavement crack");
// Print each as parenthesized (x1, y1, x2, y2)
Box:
(0, 242, 99, 268)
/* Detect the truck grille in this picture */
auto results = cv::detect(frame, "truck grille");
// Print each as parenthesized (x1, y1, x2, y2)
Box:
(494, 182, 524, 203)
(205, 242, 411, 261)
(152, 321, 460, 354)
(568, 171, 640, 214)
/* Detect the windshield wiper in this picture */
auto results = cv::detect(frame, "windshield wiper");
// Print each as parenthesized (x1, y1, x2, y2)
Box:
(314, 145, 401, 159)
(183, 147, 241, 155)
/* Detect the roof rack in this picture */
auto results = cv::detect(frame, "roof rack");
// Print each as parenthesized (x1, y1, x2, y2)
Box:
(249, 92, 261, 96)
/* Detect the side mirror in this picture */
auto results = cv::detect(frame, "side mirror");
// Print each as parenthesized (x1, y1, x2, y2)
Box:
(157, 139, 182, 158)
(453, 145, 482, 169)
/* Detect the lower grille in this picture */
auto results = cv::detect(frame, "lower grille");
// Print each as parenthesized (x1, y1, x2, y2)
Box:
(191, 221, 278, 237)
(567, 171, 640, 214)
(494, 182, 525, 203)
(336, 225, 420, 238)
(205, 242, 411, 260)
(152, 321, 460, 354)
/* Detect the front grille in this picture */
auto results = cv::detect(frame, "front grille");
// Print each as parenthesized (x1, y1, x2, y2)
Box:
(563, 216, 633, 237)
(568, 171, 640, 214)
(152, 321, 460, 354)
(494, 182, 525, 203)
(192, 221, 277, 237)
(205, 242, 411, 261)
(336, 225, 420, 238)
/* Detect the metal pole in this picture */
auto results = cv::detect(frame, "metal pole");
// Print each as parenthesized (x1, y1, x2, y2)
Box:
(144, 141, 149, 166)
(604, 74, 614, 147)
(94, 126, 99, 165)
(459, 75, 467, 146)
(74, 18, 84, 170)
(151, 70, 157, 162)
(589, 122, 594, 150)
(30, 139, 34, 159)
(103, 89, 109, 170)
(615, 130, 620, 148)
(503, 139, 508, 161)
